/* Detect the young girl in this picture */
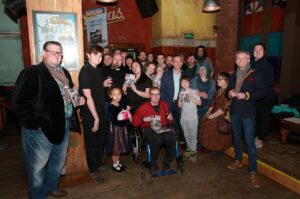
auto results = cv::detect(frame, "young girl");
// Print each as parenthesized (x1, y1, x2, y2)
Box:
(107, 87, 131, 172)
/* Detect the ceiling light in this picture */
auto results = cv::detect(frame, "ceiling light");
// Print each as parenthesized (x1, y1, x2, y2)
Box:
(202, 0, 221, 13)
(97, 0, 118, 3)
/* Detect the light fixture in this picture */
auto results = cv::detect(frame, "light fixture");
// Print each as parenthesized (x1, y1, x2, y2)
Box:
(96, 0, 118, 3)
(202, 0, 221, 13)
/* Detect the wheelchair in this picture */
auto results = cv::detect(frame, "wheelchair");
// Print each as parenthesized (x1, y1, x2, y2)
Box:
(130, 126, 142, 164)
(141, 140, 184, 180)
(130, 126, 184, 180)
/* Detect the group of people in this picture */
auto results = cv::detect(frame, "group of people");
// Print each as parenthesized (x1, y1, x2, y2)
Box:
(12, 41, 274, 198)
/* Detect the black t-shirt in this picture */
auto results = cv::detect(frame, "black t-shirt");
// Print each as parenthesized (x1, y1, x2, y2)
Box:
(102, 66, 126, 88)
(79, 62, 105, 118)
(127, 75, 152, 112)
(102, 66, 126, 102)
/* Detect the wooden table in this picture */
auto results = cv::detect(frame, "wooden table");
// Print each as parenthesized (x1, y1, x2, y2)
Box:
(280, 117, 300, 144)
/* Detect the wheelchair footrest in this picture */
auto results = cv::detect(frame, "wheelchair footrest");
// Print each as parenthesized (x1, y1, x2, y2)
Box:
(152, 169, 177, 177)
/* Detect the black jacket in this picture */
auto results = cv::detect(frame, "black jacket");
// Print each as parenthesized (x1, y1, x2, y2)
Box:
(12, 62, 74, 144)
(251, 58, 275, 101)
(228, 70, 266, 118)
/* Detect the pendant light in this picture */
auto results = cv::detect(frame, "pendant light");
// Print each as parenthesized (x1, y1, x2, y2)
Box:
(97, 0, 118, 3)
(202, 0, 221, 12)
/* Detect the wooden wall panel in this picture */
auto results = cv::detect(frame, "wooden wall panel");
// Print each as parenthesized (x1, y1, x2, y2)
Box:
(26, 0, 87, 174)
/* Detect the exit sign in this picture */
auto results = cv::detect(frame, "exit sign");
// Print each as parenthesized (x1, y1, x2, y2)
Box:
(184, 32, 193, 39)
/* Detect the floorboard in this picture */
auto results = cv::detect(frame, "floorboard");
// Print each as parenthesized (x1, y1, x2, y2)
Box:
(0, 124, 299, 199)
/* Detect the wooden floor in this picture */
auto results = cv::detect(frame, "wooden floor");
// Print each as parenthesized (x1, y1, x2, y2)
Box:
(0, 124, 299, 199)
(256, 132, 300, 179)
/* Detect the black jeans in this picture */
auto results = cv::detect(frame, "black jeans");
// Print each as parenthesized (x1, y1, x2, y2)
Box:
(255, 98, 274, 140)
(81, 113, 107, 173)
(143, 128, 177, 168)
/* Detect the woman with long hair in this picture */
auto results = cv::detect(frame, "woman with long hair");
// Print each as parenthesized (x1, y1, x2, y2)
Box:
(123, 61, 152, 114)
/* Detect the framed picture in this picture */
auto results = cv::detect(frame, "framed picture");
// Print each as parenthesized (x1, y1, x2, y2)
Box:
(33, 11, 80, 70)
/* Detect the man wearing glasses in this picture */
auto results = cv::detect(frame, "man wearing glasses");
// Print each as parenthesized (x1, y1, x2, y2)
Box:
(132, 87, 177, 172)
(12, 41, 84, 199)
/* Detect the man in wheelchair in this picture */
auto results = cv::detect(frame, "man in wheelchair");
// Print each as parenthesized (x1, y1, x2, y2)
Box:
(132, 87, 177, 172)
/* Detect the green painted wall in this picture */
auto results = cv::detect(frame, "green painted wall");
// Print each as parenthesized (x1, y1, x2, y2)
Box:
(0, 3, 24, 85)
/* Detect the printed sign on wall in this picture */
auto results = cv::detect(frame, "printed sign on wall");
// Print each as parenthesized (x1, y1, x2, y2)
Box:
(85, 8, 108, 47)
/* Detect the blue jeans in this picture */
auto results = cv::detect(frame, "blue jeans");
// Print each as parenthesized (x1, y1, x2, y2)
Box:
(230, 114, 257, 173)
(22, 119, 70, 199)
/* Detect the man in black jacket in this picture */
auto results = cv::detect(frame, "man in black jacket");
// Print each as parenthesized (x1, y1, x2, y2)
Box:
(227, 50, 265, 188)
(12, 41, 84, 199)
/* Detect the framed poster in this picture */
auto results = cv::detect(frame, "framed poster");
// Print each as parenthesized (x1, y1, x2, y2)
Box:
(85, 8, 108, 47)
(33, 11, 80, 70)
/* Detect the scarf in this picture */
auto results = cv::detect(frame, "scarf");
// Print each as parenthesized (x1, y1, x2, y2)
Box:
(235, 64, 253, 92)
(44, 61, 71, 103)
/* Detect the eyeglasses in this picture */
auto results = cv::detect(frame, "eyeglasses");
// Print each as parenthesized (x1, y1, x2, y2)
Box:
(45, 50, 63, 56)
(217, 78, 224, 81)
(150, 93, 160, 97)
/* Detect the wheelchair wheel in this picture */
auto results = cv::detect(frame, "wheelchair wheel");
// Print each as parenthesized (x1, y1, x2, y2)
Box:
(176, 156, 184, 174)
(131, 128, 142, 164)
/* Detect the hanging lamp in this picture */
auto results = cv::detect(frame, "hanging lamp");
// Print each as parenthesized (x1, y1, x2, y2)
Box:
(202, 0, 221, 12)
(97, 0, 118, 3)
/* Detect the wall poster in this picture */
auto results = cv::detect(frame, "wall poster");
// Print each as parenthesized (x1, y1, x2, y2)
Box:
(33, 11, 80, 70)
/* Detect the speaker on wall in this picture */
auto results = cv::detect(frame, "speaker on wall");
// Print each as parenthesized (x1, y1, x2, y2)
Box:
(135, 0, 159, 17)
(2, 0, 26, 20)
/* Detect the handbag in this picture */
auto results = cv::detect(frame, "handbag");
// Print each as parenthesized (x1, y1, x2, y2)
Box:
(217, 115, 231, 135)
(70, 109, 81, 134)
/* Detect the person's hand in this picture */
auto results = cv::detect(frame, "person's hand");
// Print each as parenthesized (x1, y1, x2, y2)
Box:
(122, 85, 128, 94)
(130, 84, 137, 92)
(103, 78, 112, 87)
(199, 91, 208, 99)
(202, 91, 208, 99)
(143, 116, 154, 122)
(229, 89, 237, 98)
(91, 119, 99, 133)
(166, 113, 173, 120)
(79, 96, 85, 106)
(236, 92, 246, 100)
(208, 114, 214, 119)
(188, 90, 193, 98)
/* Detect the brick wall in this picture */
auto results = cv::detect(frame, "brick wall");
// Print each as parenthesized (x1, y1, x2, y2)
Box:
(215, 0, 239, 75)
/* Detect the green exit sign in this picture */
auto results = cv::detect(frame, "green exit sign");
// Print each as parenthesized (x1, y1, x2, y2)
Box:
(184, 32, 194, 39)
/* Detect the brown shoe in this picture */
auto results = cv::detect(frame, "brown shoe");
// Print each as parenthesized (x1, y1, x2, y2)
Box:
(47, 190, 68, 197)
(227, 160, 243, 170)
(250, 173, 261, 188)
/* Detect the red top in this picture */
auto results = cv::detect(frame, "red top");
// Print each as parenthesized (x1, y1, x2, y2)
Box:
(132, 100, 172, 129)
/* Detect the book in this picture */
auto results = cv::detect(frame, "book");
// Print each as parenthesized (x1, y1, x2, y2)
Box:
(153, 126, 171, 134)
(67, 87, 81, 108)
(150, 115, 171, 133)
(124, 73, 135, 87)
(180, 89, 190, 103)
(152, 75, 161, 88)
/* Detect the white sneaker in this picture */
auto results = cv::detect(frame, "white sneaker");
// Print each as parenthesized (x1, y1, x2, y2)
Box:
(255, 138, 263, 149)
